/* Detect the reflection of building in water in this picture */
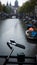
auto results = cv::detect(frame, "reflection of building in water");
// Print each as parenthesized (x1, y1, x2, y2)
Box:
(6, 0, 19, 14)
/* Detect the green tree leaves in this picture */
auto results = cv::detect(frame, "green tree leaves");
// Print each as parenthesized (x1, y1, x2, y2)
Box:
(0, 2, 3, 12)
(0, 2, 12, 14)
(18, 0, 37, 15)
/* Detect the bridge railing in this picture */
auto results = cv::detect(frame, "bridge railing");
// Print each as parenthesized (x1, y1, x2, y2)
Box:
(0, 55, 37, 65)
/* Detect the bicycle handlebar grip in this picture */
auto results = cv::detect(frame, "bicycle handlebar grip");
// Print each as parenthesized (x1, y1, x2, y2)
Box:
(16, 43, 25, 49)
(10, 40, 25, 49)
(7, 42, 12, 50)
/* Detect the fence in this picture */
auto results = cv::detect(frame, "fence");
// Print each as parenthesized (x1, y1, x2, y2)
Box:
(0, 55, 37, 65)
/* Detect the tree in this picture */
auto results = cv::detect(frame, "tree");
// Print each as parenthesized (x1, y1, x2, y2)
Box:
(18, 1, 31, 15)
(23, 1, 30, 13)
(0, 2, 3, 12)
(30, 0, 37, 16)
(3, 4, 11, 14)
(18, 0, 37, 16)
(3, 4, 6, 12)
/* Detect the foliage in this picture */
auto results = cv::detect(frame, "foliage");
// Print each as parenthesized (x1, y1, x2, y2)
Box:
(18, 0, 37, 15)
(0, 2, 12, 14)
(0, 2, 3, 12)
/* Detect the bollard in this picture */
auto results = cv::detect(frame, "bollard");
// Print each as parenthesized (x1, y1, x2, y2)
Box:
(17, 52, 25, 65)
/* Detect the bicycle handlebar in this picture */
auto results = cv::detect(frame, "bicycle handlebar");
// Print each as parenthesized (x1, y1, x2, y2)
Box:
(7, 42, 12, 50)
(7, 40, 25, 49)
(10, 40, 25, 49)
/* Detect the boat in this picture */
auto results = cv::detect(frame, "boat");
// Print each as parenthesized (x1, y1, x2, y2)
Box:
(25, 30, 37, 40)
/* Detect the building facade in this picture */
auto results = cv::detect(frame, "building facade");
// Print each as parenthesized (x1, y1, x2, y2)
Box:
(7, 0, 19, 15)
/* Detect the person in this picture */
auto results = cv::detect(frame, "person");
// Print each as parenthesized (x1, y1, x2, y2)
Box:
(29, 27, 34, 31)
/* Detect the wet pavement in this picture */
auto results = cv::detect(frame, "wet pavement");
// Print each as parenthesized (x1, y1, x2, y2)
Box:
(0, 18, 37, 65)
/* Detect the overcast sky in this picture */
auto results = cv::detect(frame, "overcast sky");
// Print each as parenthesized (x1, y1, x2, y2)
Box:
(0, 0, 28, 6)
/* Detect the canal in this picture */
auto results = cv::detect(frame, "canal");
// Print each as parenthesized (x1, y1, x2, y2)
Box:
(0, 18, 37, 65)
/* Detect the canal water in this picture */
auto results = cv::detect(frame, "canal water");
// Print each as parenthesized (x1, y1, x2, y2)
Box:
(0, 18, 37, 65)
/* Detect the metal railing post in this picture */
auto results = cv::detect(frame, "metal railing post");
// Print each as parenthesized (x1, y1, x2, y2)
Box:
(17, 53, 25, 65)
